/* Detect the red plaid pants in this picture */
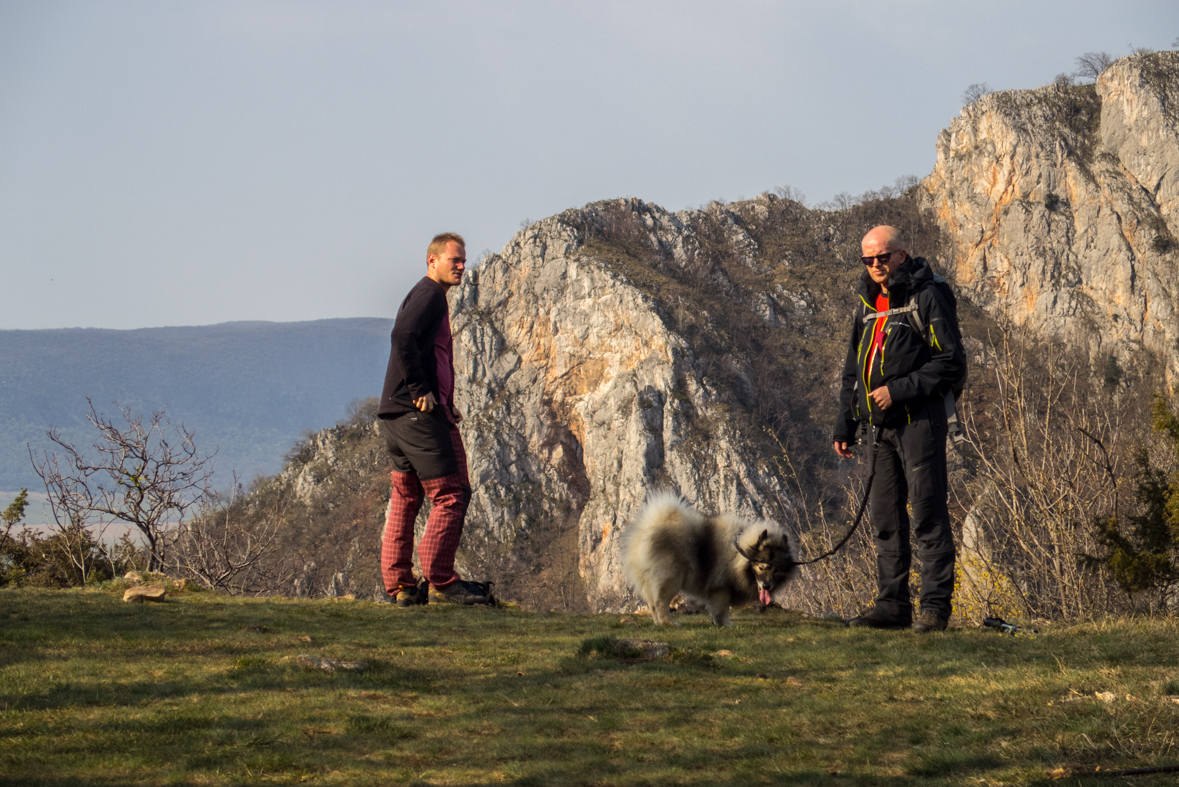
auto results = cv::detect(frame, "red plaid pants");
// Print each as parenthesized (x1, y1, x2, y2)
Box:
(380, 426, 471, 591)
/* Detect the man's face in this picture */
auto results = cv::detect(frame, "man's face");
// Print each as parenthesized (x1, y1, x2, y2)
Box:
(427, 241, 466, 288)
(861, 234, 906, 287)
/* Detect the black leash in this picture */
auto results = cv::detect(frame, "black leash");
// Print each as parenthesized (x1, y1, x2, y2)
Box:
(793, 427, 880, 567)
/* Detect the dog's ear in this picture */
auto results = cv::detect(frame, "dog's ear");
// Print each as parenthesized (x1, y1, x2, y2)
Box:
(755, 529, 769, 548)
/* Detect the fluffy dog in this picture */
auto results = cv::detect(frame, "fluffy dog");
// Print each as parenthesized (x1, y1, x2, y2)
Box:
(622, 492, 798, 626)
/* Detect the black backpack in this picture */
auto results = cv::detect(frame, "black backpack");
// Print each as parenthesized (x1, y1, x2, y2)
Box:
(914, 275, 967, 443)
(905, 274, 967, 402)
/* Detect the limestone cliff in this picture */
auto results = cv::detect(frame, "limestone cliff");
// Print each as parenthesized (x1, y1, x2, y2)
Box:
(921, 51, 1179, 387)
(451, 201, 802, 612)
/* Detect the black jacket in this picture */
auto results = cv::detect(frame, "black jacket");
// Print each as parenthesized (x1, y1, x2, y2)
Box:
(833, 256, 966, 441)
(378, 277, 450, 418)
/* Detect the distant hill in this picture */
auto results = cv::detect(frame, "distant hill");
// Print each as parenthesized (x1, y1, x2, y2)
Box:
(0, 318, 391, 493)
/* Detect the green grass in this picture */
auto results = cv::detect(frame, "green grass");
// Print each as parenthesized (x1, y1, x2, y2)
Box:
(2, 588, 1179, 785)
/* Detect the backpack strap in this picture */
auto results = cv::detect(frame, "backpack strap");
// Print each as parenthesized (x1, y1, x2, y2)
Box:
(944, 390, 965, 445)
(860, 302, 919, 324)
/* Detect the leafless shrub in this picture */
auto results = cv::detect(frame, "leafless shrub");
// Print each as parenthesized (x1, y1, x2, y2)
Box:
(962, 82, 992, 106)
(171, 475, 295, 595)
(772, 441, 878, 618)
(29, 399, 214, 572)
(1074, 51, 1114, 81)
(957, 325, 1141, 621)
(1054, 72, 1075, 88)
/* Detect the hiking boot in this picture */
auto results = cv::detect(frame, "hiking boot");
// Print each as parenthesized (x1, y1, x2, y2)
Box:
(847, 607, 911, 630)
(392, 579, 428, 607)
(912, 610, 949, 633)
(428, 579, 495, 606)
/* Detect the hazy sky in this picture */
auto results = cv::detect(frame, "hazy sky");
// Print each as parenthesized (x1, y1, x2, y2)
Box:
(2, 0, 1175, 330)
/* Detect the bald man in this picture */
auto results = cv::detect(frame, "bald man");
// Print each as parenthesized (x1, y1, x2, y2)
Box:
(833, 226, 966, 633)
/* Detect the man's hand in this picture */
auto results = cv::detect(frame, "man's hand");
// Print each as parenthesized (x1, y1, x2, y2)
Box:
(413, 393, 437, 413)
(869, 385, 893, 410)
(833, 440, 854, 459)
(451, 405, 463, 424)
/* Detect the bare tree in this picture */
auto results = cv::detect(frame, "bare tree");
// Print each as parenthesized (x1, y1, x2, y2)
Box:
(1073, 51, 1114, 81)
(171, 476, 296, 595)
(962, 82, 992, 106)
(27, 446, 113, 583)
(30, 399, 214, 572)
(1054, 72, 1075, 88)
(773, 185, 807, 205)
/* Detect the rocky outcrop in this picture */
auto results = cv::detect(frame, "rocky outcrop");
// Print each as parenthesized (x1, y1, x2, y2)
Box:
(921, 51, 1179, 388)
(451, 200, 797, 612)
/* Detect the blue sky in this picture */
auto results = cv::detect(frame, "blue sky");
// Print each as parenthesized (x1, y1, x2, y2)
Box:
(2, 0, 1176, 330)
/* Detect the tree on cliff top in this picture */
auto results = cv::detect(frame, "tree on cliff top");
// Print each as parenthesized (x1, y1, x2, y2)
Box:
(962, 82, 992, 105)
(1073, 51, 1114, 81)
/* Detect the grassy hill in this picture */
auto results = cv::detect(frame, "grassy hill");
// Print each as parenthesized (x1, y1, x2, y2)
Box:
(0, 318, 391, 496)
(3, 587, 1178, 785)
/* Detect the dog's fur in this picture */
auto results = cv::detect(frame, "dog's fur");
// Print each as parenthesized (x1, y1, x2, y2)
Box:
(622, 492, 798, 626)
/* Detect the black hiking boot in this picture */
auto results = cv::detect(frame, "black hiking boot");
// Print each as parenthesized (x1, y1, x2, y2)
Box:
(911, 610, 949, 633)
(847, 607, 911, 630)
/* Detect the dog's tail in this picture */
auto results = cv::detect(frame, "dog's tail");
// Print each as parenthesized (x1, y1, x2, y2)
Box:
(622, 490, 693, 581)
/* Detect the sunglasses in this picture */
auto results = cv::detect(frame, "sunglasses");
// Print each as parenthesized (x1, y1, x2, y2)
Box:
(861, 251, 896, 266)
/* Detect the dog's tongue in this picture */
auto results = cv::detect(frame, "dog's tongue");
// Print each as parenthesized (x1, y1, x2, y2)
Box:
(758, 589, 773, 606)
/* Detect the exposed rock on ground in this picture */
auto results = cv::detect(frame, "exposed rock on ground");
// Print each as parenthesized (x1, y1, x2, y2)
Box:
(123, 586, 166, 603)
(294, 655, 369, 672)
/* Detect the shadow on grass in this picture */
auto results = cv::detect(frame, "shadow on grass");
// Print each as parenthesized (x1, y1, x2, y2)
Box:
(0, 658, 436, 712)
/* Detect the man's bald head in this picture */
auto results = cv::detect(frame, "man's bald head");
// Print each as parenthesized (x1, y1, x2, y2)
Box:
(862, 225, 906, 254)
(861, 225, 909, 289)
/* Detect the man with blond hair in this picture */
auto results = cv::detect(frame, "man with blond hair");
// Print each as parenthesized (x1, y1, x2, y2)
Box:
(833, 226, 965, 632)
(377, 232, 493, 606)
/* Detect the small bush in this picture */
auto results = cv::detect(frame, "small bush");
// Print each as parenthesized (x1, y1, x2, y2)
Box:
(1, 524, 129, 588)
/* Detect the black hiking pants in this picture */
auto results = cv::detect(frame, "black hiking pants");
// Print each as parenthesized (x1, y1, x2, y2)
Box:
(868, 398, 956, 620)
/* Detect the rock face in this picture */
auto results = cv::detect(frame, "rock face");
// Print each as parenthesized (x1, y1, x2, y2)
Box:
(451, 201, 796, 612)
(921, 51, 1179, 388)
